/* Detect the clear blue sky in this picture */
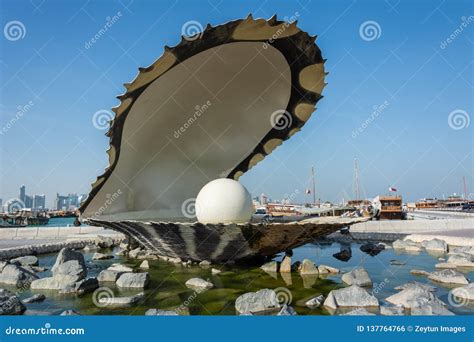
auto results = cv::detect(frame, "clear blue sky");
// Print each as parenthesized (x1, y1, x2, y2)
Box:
(0, 0, 472, 208)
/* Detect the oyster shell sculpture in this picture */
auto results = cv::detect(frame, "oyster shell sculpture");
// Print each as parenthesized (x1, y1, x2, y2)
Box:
(80, 15, 365, 262)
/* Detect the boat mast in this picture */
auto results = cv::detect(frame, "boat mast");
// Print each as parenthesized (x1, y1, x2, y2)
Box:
(311, 166, 316, 206)
(354, 158, 360, 200)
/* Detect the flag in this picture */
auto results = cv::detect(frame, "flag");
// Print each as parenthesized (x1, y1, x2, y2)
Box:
(389, 187, 397, 192)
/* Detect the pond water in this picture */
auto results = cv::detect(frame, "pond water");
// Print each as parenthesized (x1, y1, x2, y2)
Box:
(14, 240, 474, 315)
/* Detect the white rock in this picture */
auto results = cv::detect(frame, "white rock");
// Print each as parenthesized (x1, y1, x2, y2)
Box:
(99, 292, 144, 307)
(298, 259, 319, 275)
(280, 256, 292, 273)
(428, 269, 469, 285)
(0, 289, 25, 315)
(341, 308, 375, 315)
(139, 260, 149, 269)
(10, 255, 39, 266)
(380, 305, 404, 315)
(324, 285, 379, 309)
(211, 268, 222, 275)
(97, 270, 121, 283)
(305, 295, 324, 308)
(235, 289, 280, 314)
(421, 239, 447, 253)
(447, 254, 474, 267)
(116, 273, 150, 288)
(0, 264, 39, 288)
(199, 260, 211, 268)
(451, 283, 474, 301)
(108, 264, 133, 273)
(145, 308, 179, 316)
(23, 294, 46, 303)
(260, 261, 277, 273)
(185, 278, 213, 292)
(386, 286, 445, 308)
(92, 252, 113, 260)
(318, 265, 339, 274)
(276, 304, 297, 315)
(341, 268, 372, 287)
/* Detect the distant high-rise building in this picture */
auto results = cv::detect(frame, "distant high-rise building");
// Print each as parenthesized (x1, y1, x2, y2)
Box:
(19, 185, 26, 204)
(33, 195, 46, 210)
(0, 198, 2, 211)
(25, 195, 33, 209)
(55, 194, 68, 211)
(259, 193, 268, 205)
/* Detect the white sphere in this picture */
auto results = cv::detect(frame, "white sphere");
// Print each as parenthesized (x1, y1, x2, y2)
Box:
(196, 178, 253, 224)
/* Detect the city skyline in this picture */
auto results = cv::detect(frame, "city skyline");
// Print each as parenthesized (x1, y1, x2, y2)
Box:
(0, 1, 472, 207)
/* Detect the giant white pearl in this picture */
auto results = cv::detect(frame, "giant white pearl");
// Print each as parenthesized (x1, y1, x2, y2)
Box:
(196, 178, 253, 224)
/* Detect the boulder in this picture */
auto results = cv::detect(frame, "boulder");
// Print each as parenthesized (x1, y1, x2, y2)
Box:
(305, 295, 324, 308)
(410, 296, 454, 316)
(280, 256, 291, 273)
(83, 244, 99, 252)
(341, 308, 375, 315)
(128, 248, 146, 259)
(323, 285, 379, 309)
(60, 309, 80, 316)
(428, 269, 469, 285)
(145, 308, 179, 316)
(380, 305, 404, 316)
(451, 283, 474, 301)
(108, 263, 133, 273)
(23, 293, 46, 303)
(435, 262, 457, 269)
(447, 253, 474, 267)
(386, 285, 445, 308)
(0, 289, 26, 315)
(116, 273, 150, 288)
(99, 292, 144, 307)
(393, 281, 436, 292)
(276, 304, 297, 316)
(341, 267, 372, 287)
(139, 260, 149, 269)
(260, 261, 278, 273)
(393, 239, 421, 252)
(235, 289, 280, 315)
(390, 260, 405, 265)
(421, 239, 447, 253)
(333, 248, 352, 261)
(92, 252, 113, 260)
(199, 260, 211, 268)
(0, 261, 8, 272)
(97, 270, 121, 283)
(31, 274, 78, 290)
(59, 278, 99, 295)
(298, 259, 318, 275)
(185, 278, 213, 292)
(94, 235, 116, 248)
(211, 268, 222, 275)
(318, 265, 339, 274)
(410, 269, 430, 276)
(0, 264, 39, 288)
(360, 242, 385, 256)
(51, 248, 86, 281)
(10, 255, 39, 267)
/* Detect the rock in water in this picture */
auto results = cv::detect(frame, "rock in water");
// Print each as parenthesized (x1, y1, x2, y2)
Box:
(0, 289, 26, 315)
(260, 261, 278, 273)
(277, 305, 297, 316)
(51, 248, 87, 281)
(323, 285, 379, 309)
(318, 265, 340, 274)
(386, 285, 445, 308)
(421, 239, 447, 253)
(380, 305, 404, 316)
(60, 278, 99, 295)
(92, 252, 113, 260)
(211, 268, 222, 275)
(428, 269, 469, 285)
(360, 242, 385, 256)
(185, 278, 213, 292)
(0, 264, 39, 288)
(23, 294, 46, 304)
(235, 289, 280, 315)
(340, 308, 375, 315)
(199, 260, 211, 268)
(393, 281, 436, 292)
(139, 260, 149, 269)
(116, 273, 150, 288)
(145, 308, 179, 316)
(31, 275, 79, 290)
(280, 256, 291, 273)
(99, 292, 144, 307)
(451, 283, 474, 301)
(298, 259, 319, 275)
(10, 255, 39, 267)
(393, 239, 421, 252)
(108, 263, 133, 273)
(341, 267, 372, 287)
(447, 253, 474, 267)
(305, 295, 324, 308)
(60, 310, 80, 316)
